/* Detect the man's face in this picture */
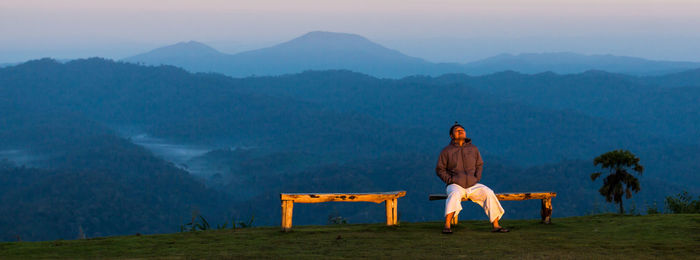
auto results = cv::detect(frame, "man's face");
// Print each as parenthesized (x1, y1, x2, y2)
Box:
(451, 126, 466, 140)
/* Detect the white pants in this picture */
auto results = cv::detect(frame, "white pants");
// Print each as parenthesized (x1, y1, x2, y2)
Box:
(445, 183, 505, 223)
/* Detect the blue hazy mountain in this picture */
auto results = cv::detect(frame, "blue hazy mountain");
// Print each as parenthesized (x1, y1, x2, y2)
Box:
(644, 68, 700, 88)
(123, 32, 700, 78)
(123, 31, 463, 78)
(222, 31, 463, 77)
(464, 52, 700, 76)
(123, 41, 228, 72)
(0, 62, 20, 68)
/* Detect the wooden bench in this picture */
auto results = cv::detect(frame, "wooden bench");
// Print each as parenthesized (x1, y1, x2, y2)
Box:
(429, 191, 557, 224)
(280, 191, 407, 232)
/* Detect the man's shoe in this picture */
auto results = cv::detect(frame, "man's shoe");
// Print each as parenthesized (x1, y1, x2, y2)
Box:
(491, 227, 509, 233)
(442, 227, 453, 234)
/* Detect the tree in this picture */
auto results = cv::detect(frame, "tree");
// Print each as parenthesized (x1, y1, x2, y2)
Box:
(590, 150, 644, 214)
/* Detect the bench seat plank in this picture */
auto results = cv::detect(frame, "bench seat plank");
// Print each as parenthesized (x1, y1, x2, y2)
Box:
(281, 191, 406, 204)
(429, 191, 556, 201)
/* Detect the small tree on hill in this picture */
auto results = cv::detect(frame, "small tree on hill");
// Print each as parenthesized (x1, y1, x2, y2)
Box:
(590, 150, 644, 214)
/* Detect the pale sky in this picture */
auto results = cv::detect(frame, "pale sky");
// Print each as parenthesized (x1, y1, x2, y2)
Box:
(1, 0, 699, 63)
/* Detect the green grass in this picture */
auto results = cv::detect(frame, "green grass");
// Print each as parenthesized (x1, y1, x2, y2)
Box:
(1, 214, 698, 259)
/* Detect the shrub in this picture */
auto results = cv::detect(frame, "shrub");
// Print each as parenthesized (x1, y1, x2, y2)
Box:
(665, 191, 700, 213)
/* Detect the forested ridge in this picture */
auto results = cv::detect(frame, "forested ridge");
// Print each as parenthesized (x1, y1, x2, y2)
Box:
(1, 58, 698, 241)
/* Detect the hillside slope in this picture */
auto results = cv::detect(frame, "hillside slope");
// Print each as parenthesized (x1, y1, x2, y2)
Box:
(0, 109, 232, 241)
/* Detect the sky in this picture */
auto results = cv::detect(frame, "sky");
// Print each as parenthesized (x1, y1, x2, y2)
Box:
(1, 0, 699, 63)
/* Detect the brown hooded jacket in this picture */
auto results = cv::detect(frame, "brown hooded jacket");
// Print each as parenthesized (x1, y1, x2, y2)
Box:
(435, 139, 484, 189)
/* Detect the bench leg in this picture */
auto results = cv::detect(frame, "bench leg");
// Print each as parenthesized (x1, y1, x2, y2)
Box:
(392, 198, 398, 225)
(385, 199, 396, 225)
(541, 198, 552, 224)
(385, 199, 399, 225)
(281, 200, 294, 231)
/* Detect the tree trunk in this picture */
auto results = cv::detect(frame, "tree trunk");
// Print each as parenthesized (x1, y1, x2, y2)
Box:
(619, 199, 624, 214)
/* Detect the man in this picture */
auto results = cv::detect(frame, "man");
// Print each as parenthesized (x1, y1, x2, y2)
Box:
(436, 122, 509, 234)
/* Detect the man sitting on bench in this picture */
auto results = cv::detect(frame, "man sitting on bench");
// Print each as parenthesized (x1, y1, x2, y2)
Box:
(436, 122, 509, 234)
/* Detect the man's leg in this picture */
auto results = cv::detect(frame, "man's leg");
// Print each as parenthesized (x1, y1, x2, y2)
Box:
(444, 212, 455, 229)
(492, 217, 501, 229)
(444, 184, 466, 231)
(466, 184, 506, 229)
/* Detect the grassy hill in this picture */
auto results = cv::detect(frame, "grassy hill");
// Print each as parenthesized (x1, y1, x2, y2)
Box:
(1, 214, 697, 259)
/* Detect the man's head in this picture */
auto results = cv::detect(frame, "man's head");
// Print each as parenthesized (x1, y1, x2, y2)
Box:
(449, 122, 466, 141)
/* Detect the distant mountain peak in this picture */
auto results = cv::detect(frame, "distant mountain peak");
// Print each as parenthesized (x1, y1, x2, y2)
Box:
(123, 41, 222, 62)
(173, 40, 212, 48)
(278, 31, 378, 48)
(158, 41, 221, 54)
(297, 31, 369, 41)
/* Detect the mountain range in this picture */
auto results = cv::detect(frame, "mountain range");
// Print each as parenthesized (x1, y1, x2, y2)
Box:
(2, 58, 699, 240)
(123, 31, 700, 78)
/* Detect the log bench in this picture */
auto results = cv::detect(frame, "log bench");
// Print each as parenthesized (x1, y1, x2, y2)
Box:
(280, 191, 406, 232)
(429, 191, 557, 224)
